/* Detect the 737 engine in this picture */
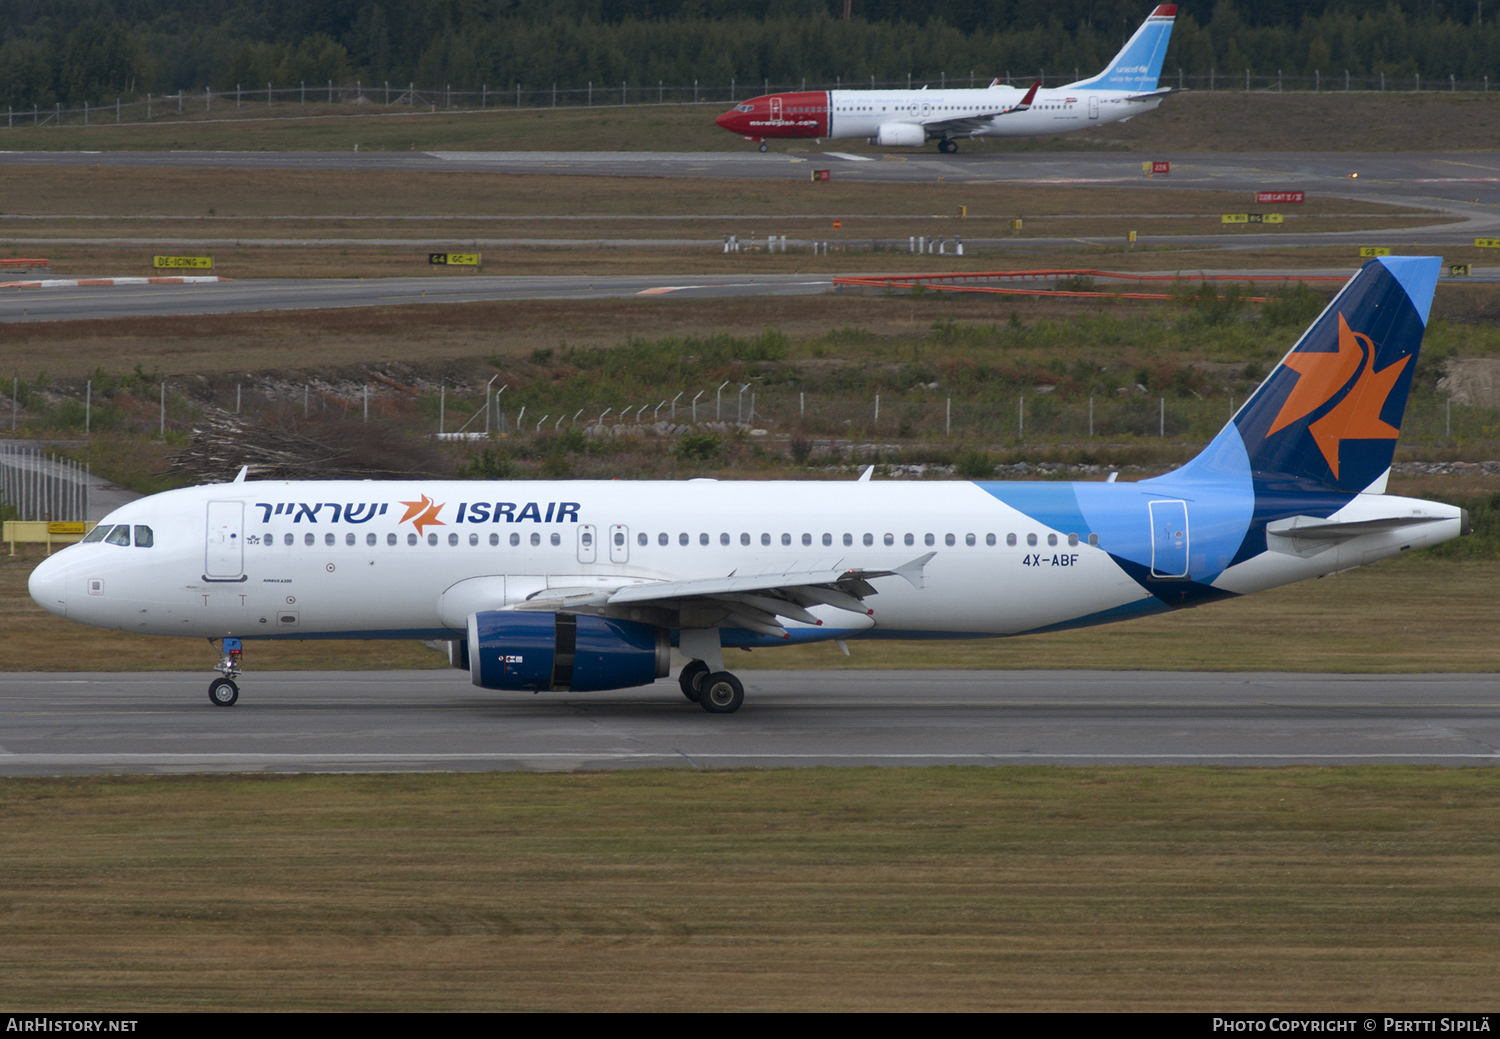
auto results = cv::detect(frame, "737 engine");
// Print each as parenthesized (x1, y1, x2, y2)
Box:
(465, 611, 670, 692)
(871, 123, 926, 147)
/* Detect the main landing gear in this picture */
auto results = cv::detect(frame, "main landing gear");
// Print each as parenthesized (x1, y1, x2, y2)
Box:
(938, 139, 959, 154)
(209, 637, 243, 706)
(679, 659, 745, 714)
(758, 141, 769, 152)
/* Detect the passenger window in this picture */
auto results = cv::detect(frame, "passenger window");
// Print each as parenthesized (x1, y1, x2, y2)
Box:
(659, 532, 669, 546)
(679, 533, 690, 546)
(863, 534, 873, 546)
(305, 533, 316, 546)
(1067, 533, 1079, 547)
(615, 531, 625, 546)
(469, 533, 479, 546)
(945, 534, 956, 547)
(530, 533, 540, 546)
(986, 534, 996, 546)
(843, 534, 853, 547)
(285, 533, 295, 546)
(965, 534, 975, 546)
(582, 532, 593, 546)
(449, 533, 459, 546)
(550, 532, 560, 546)
(428, 533, 438, 546)
(720, 533, 730, 546)
(408, 533, 418, 546)
(802, 533, 812, 546)
(133, 525, 153, 548)
(883, 533, 893, 546)
(105, 525, 131, 546)
(490, 533, 499, 546)
(1047, 534, 1058, 547)
(742, 533, 752, 546)
(924, 533, 935, 547)
(323, 533, 334, 546)
(387, 533, 397, 546)
(699, 533, 709, 546)
(511, 533, 521, 546)
(1088, 534, 1099, 547)
(1007, 534, 1017, 546)
(345, 533, 355, 546)
(1027, 534, 1037, 547)
(761, 533, 771, 546)
(905, 533, 914, 546)
(638, 532, 647, 546)
(782, 533, 791, 546)
(822, 533, 833, 546)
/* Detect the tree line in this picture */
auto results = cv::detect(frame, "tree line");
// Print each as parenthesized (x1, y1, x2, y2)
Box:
(2, 1, 1497, 108)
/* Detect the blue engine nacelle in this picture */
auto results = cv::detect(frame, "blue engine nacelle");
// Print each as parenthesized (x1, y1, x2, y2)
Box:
(466, 611, 670, 692)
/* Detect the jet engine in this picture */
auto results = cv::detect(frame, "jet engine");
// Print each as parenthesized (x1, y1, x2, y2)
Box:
(871, 123, 925, 148)
(466, 611, 670, 692)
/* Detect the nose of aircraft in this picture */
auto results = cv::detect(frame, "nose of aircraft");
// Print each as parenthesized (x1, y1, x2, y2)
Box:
(28, 553, 68, 618)
(715, 107, 739, 131)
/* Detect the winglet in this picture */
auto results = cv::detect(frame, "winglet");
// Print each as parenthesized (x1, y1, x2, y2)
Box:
(858, 465, 874, 482)
(892, 551, 937, 590)
(233, 465, 248, 484)
(1017, 80, 1041, 108)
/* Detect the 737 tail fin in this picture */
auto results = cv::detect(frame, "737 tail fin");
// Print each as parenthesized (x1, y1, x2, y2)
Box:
(1228, 255, 1440, 494)
(1067, 6, 1177, 93)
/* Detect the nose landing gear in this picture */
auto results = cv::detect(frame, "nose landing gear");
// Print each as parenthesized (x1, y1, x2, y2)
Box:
(209, 637, 243, 706)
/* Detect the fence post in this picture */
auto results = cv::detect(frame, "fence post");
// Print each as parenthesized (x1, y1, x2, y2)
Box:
(1160, 397, 1165, 437)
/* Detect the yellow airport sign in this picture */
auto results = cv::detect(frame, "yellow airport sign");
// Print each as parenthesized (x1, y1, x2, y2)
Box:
(1222, 214, 1249, 224)
(153, 255, 212, 269)
(1448, 264, 1471, 277)
(429, 253, 481, 266)
(1359, 247, 1392, 257)
(1476, 238, 1500, 249)
(47, 522, 87, 535)
(1222, 214, 1282, 225)
(1009, 219, 1023, 231)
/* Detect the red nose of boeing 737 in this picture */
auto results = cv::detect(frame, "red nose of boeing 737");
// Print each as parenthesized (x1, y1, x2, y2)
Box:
(715, 104, 749, 133)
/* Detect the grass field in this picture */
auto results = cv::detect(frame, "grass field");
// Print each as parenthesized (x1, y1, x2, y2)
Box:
(4, 90, 1500, 154)
(2, 767, 1496, 1011)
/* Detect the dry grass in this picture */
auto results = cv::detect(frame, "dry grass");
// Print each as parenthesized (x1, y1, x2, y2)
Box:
(1, 767, 1497, 1010)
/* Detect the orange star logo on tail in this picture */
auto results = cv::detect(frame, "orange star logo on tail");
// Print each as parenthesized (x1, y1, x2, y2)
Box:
(398, 494, 446, 535)
(1266, 312, 1409, 479)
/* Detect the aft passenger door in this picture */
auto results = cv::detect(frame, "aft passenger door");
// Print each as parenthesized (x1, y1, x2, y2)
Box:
(1149, 500, 1189, 578)
(1088, 96, 1098, 119)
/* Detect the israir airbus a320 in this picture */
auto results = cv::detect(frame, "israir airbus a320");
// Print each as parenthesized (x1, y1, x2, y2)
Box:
(29, 257, 1466, 713)
(715, 6, 1177, 153)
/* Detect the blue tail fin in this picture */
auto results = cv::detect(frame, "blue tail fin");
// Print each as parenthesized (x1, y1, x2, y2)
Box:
(1068, 6, 1176, 93)
(1227, 256, 1440, 493)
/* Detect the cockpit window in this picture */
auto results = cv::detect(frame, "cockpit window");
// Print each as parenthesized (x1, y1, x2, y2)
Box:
(104, 525, 132, 546)
(134, 525, 154, 548)
(82, 525, 110, 543)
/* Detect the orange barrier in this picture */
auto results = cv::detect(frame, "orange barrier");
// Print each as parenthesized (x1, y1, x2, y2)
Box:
(0, 258, 49, 269)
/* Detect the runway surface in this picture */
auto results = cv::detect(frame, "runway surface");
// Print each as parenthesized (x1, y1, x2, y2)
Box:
(2, 669, 1496, 775)
(2, 149, 1497, 321)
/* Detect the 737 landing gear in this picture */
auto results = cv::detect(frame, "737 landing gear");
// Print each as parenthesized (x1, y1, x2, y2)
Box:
(209, 637, 243, 707)
(758, 141, 769, 152)
(938, 139, 958, 154)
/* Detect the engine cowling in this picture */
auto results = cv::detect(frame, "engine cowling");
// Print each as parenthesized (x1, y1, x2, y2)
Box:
(466, 611, 670, 692)
(872, 123, 925, 148)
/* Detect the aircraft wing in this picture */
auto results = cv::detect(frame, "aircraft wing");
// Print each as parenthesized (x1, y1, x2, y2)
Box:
(515, 553, 936, 638)
(1122, 87, 1176, 102)
(923, 80, 1040, 136)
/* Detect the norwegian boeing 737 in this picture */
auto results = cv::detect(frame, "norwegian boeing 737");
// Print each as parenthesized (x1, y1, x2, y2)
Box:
(29, 257, 1465, 713)
(714, 6, 1177, 152)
